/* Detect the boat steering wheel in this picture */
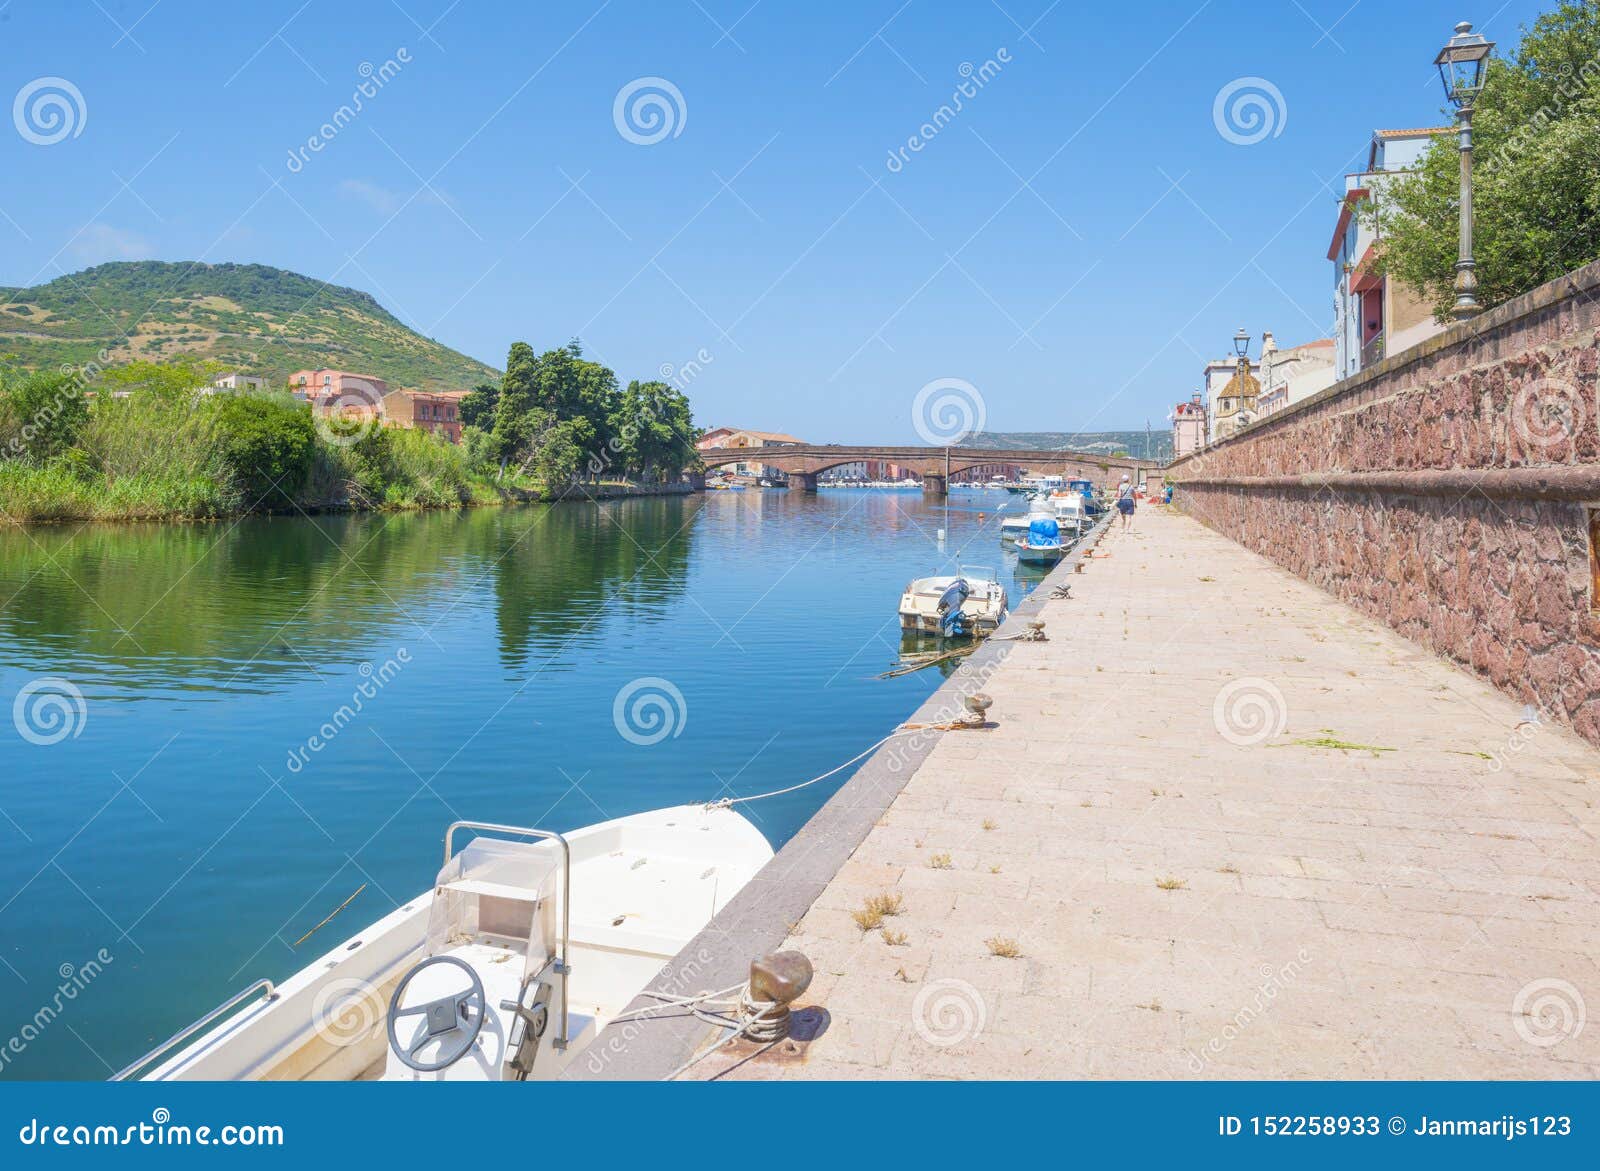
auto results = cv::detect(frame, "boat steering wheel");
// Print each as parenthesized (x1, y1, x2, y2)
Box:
(386, 955, 486, 1072)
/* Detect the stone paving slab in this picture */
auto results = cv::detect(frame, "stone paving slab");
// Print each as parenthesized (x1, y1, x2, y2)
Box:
(700, 506, 1600, 1079)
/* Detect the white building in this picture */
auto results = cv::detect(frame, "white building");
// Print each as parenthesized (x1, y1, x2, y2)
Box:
(1329, 128, 1451, 380)
(1256, 332, 1336, 418)
(211, 372, 267, 393)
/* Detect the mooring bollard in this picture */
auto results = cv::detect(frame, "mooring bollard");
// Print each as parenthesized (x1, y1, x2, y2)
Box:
(743, 950, 814, 1042)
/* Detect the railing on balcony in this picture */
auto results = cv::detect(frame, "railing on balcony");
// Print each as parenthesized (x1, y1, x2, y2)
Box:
(1361, 331, 1385, 369)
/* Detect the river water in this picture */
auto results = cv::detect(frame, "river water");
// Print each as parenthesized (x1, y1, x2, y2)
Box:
(0, 486, 1050, 1078)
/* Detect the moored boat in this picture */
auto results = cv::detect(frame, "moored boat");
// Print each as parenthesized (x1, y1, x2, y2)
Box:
(1014, 515, 1067, 565)
(897, 567, 1009, 637)
(116, 805, 773, 1083)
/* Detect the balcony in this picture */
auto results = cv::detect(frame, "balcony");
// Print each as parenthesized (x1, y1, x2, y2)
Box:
(1361, 331, 1385, 369)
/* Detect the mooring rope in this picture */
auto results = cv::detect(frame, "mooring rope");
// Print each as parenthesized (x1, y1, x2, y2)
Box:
(704, 727, 916, 809)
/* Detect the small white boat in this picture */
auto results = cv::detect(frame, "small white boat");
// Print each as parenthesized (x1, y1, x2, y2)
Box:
(898, 566, 1009, 637)
(116, 805, 772, 1082)
(1001, 493, 1055, 543)
(1015, 516, 1067, 566)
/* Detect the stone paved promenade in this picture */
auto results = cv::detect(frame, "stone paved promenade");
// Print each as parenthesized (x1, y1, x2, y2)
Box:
(706, 506, 1600, 1079)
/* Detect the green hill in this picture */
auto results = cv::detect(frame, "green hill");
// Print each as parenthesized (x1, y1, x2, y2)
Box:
(0, 261, 499, 390)
(962, 430, 1172, 462)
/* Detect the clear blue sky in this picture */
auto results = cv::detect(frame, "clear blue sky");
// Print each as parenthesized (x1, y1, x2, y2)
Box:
(1, 0, 1549, 441)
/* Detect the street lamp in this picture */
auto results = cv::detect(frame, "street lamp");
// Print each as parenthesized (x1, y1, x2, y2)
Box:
(1435, 20, 1495, 320)
(1231, 328, 1251, 359)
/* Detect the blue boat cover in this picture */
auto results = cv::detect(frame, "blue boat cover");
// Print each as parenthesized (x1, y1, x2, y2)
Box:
(1027, 517, 1060, 544)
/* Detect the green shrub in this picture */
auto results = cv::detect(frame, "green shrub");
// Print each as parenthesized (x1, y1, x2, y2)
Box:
(0, 370, 90, 461)
(213, 393, 315, 510)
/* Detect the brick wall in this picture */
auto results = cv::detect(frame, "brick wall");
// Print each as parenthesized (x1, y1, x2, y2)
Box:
(1169, 258, 1600, 742)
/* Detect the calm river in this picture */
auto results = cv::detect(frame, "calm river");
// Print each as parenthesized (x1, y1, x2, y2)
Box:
(0, 486, 1048, 1078)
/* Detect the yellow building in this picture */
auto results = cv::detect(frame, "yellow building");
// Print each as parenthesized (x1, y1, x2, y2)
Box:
(1212, 367, 1261, 440)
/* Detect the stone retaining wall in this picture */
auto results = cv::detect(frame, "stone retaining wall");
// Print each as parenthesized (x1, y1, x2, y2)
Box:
(1169, 258, 1600, 742)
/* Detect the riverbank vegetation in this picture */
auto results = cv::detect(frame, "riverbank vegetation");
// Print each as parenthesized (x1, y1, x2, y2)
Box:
(1373, 1, 1600, 317)
(0, 343, 701, 524)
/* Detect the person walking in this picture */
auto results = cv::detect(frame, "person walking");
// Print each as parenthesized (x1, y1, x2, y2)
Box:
(1116, 474, 1136, 530)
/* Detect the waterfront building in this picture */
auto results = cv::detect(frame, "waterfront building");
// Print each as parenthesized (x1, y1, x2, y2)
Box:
(1256, 334, 1336, 418)
(1202, 356, 1256, 443)
(696, 427, 805, 479)
(288, 368, 390, 416)
(381, 388, 463, 443)
(1171, 393, 1206, 458)
(1330, 128, 1451, 379)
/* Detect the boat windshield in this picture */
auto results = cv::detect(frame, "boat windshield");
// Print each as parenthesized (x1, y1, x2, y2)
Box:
(426, 836, 561, 981)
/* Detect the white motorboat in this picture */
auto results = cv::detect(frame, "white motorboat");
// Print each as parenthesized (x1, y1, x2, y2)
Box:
(1000, 493, 1055, 543)
(898, 566, 1009, 637)
(115, 805, 773, 1082)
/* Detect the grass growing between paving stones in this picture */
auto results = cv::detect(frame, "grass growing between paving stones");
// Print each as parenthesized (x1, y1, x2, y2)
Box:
(929, 853, 953, 870)
(882, 928, 908, 947)
(852, 891, 904, 932)
(985, 936, 1021, 958)
(1155, 876, 1188, 891)
(1286, 729, 1397, 755)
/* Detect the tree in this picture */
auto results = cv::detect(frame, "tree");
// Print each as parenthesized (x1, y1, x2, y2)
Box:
(610, 380, 697, 482)
(1373, 1, 1600, 318)
(459, 381, 498, 430)
(0, 369, 90, 462)
(213, 393, 316, 509)
(488, 340, 621, 484)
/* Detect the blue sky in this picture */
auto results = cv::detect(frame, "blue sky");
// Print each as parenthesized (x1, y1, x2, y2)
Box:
(1, 0, 1549, 441)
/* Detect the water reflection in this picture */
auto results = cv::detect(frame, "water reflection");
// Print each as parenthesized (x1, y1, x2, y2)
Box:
(0, 501, 698, 690)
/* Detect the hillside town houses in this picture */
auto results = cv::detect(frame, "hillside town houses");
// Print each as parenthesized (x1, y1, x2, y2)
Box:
(1175, 127, 1449, 454)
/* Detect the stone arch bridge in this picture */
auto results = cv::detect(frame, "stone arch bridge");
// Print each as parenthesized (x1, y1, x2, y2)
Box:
(697, 444, 1162, 496)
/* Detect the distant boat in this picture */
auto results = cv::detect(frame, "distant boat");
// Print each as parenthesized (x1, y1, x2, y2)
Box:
(898, 567, 1009, 637)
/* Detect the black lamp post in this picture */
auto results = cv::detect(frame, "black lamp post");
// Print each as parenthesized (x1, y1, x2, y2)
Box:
(1435, 21, 1495, 320)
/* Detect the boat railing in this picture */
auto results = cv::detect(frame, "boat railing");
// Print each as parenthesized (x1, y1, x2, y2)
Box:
(444, 820, 573, 1050)
(109, 979, 277, 1081)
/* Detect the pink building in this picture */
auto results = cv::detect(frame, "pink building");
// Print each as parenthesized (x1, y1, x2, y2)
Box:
(1171, 393, 1207, 458)
(288, 369, 390, 417)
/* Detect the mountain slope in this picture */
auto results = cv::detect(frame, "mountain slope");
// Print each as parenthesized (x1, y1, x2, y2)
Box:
(0, 261, 499, 390)
(962, 430, 1172, 462)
